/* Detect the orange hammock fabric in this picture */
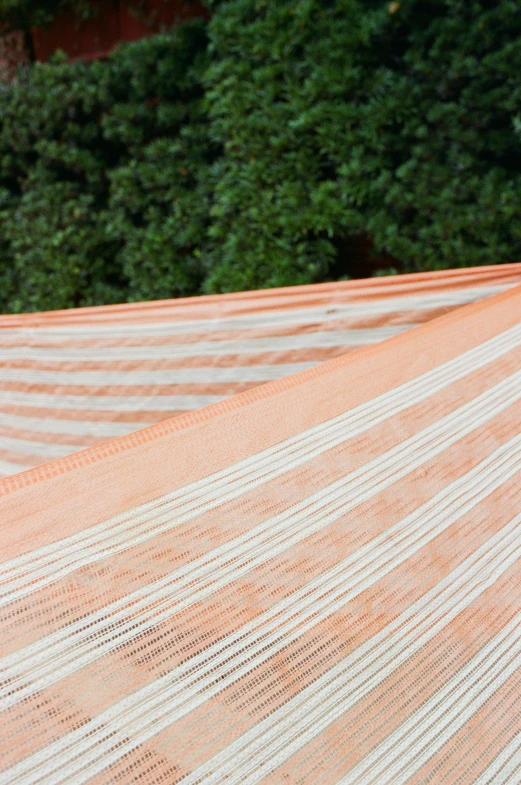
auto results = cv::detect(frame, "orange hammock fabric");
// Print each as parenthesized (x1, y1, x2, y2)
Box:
(0, 262, 521, 478)
(1, 263, 521, 784)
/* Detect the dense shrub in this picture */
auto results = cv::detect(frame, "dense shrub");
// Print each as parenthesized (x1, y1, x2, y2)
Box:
(0, 54, 113, 311)
(340, 0, 521, 271)
(202, 0, 373, 292)
(1, 1, 521, 311)
(0, 19, 214, 312)
(104, 26, 215, 302)
(204, 0, 521, 291)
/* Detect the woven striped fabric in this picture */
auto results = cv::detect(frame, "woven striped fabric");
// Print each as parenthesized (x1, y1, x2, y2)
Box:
(0, 262, 521, 479)
(2, 265, 521, 784)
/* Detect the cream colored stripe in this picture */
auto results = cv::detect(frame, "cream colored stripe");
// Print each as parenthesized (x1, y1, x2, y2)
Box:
(0, 391, 225, 411)
(0, 363, 314, 387)
(0, 326, 413, 362)
(0, 285, 509, 340)
(0, 436, 80, 459)
(0, 459, 33, 476)
(0, 413, 149, 438)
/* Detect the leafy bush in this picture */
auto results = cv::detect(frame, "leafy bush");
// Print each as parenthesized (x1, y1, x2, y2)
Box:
(340, 0, 521, 271)
(0, 19, 214, 312)
(203, 0, 373, 292)
(1, 1, 521, 312)
(204, 0, 521, 290)
(104, 25, 215, 302)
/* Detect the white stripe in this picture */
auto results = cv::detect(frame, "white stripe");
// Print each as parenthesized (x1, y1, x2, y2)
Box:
(343, 617, 521, 785)
(0, 436, 80, 459)
(0, 285, 510, 340)
(473, 728, 521, 785)
(0, 390, 225, 411)
(0, 326, 414, 362)
(178, 520, 521, 785)
(6, 437, 520, 785)
(0, 459, 32, 476)
(1, 321, 521, 609)
(0, 412, 150, 438)
(0, 363, 315, 387)
(2, 370, 520, 712)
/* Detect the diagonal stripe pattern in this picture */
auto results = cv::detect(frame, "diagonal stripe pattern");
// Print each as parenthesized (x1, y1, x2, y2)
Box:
(0, 263, 520, 478)
(1, 266, 521, 785)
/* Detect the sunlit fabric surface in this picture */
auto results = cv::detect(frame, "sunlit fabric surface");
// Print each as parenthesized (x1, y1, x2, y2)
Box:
(1, 264, 521, 784)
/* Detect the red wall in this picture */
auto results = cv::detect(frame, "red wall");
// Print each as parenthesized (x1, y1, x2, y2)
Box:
(31, 0, 208, 63)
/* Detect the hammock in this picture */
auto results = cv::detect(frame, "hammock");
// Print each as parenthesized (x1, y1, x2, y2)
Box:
(1, 263, 521, 784)
(0, 262, 520, 478)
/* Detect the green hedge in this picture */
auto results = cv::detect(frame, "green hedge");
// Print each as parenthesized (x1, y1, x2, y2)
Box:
(1, 1, 521, 312)
(0, 19, 214, 312)
(203, 0, 521, 291)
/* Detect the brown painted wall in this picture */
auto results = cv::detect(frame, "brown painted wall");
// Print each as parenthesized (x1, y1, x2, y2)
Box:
(31, 0, 208, 63)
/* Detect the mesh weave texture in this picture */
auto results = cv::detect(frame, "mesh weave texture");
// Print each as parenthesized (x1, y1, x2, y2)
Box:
(1, 264, 521, 784)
